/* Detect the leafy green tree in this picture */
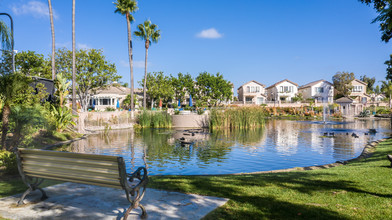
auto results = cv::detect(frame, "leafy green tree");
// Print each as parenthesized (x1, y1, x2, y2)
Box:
(134, 20, 161, 108)
(195, 72, 233, 106)
(114, 0, 138, 111)
(0, 73, 36, 150)
(0, 50, 51, 78)
(332, 71, 355, 97)
(48, 0, 56, 80)
(360, 75, 376, 93)
(139, 72, 174, 108)
(375, 85, 381, 94)
(55, 72, 70, 107)
(0, 20, 11, 50)
(55, 48, 120, 112)
(360, 0, 392, 42)
(171, 73, 195, 104)
(381, 80, 392, 108)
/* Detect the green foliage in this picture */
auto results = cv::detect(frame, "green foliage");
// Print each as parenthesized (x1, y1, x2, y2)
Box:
(360, 0, 392, 43)
(359, 110, 371, 117)
(0, 20, 11, 50)
(209, 107, 266, 130)
(137, 110, 172, 128)
(171, 72, 194, 103)
(195, 72, 233, 106)
(360, 75, 376, 93)
(0, 50, 51, 78)
(50, 106, 76, 132)
(55, 48, 120, 112)
(0, 150, 17, 174)
(114, 0, 138, 22)
(140, 72, 174, 107)
(105, 107, 116, 112)
(332, 71, 355, 97)
(55, 72, 71, 107)
(291, 93, 303, 102)
(381, 80, 392, 107)
(134, 20, 161, 48)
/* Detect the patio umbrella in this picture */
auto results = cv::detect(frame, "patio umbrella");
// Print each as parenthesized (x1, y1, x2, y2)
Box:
(116, 100, 120, 109)
(189, 94, 193, 107)
(178, 99, 181, 108)
(159, 99, 162, 108)
(92, 99, 95, 108)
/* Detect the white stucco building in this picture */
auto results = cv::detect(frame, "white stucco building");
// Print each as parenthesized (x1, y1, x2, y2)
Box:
(298, 79, 334, 103)
(266, 79, 298, 102)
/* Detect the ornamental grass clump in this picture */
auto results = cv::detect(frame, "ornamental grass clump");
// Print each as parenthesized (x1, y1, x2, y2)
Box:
(137, 110, 172, 128)
(210, 107, 267, 130)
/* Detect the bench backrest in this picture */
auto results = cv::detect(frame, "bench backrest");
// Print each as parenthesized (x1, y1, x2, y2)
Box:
(17, 148, 126, 189)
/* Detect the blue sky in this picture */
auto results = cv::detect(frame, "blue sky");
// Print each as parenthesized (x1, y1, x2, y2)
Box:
(0, 0, 390, 92)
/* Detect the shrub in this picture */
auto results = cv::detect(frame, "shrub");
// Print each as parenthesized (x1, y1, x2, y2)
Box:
(137, 110, 172, 128)
(105, 107, 116, 112)
(0, 150, 18, 174)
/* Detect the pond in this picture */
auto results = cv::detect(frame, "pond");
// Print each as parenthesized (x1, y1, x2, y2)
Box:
(60, 119, 391, 175)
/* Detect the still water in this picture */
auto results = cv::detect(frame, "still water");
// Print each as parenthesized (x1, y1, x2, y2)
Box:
(62, 119, 391, 175)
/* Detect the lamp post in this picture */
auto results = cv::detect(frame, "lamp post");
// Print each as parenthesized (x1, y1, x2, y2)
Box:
(0, 13, 15, 73)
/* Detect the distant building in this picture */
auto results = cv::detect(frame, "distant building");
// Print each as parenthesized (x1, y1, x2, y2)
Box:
(88, 83, 143, 111)
(298, 79, 334, 103)
(237, 80, 267, 105)
(350, 79, 370, 104)
(266, 79, 298, 102)
(335, 96, 365, 116)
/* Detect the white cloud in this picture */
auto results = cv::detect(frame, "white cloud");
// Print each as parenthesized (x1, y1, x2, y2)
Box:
(55, 42, 70, 48)
(12, 1, 59, 19)
(120, 60, 149, 68)
(77, 43, 90, 50)
(196, 28, 223, 39)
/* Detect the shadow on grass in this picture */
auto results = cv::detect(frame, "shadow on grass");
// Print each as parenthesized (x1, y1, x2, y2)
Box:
(150, 169, 392, 219)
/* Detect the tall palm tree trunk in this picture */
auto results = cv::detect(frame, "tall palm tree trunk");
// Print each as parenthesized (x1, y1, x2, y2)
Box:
(48, 0, 56, 80)
(72, 0, 77, 113)
(1, 105, 10, 150)
(143, 42, 148, 109)
(126, 14, 134, 112)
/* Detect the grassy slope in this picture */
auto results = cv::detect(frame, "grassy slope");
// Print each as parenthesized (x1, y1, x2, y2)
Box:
(149, 139, 392, 220)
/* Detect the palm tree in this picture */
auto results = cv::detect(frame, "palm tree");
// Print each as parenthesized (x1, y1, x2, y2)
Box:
(114, 0, 138, 111)
(48, 0, 56, 80)
(0, 20, 11, 50)
(381, 80, 392, 108)
(72, 0, 77, 113)
(134, 20, 161, 108)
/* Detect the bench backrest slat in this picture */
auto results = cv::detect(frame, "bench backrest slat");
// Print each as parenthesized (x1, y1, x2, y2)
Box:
(18, 148, 125, 189)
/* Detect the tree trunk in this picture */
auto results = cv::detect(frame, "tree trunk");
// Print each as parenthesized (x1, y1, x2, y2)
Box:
(72, 0, 77, 114)
(126, 13, 134, 112)
(143, 41, 149, 109)
(48, 0, 56, 80)
(1, 105, 10, 150)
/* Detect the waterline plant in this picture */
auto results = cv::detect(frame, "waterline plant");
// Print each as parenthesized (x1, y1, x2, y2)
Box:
(137, 110, 172, 128)
(209, 107, 267, 130)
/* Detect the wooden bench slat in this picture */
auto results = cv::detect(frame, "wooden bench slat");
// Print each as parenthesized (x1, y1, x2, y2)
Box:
(24, 168, 122, 186)
(23, 164, 120, 180)
(20, 148, 119, 162)
(22, 154, 119, 168)
(22, 160, 119, 175)
(25, 173, 123, 189)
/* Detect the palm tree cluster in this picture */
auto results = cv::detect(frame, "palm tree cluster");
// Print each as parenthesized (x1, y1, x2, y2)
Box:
(114, 0, 161, 110)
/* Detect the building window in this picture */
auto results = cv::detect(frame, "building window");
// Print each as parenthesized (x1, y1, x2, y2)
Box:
(257, 97, 264, 104)
(280, 86, 293, 93)
(352, 86, 363, 92)
(246, 86, 250, 93)
(315, 87, 324, 93)
(101, 98, 109, 105)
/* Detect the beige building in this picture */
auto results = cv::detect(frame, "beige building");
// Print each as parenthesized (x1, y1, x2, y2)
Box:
(237, 80, 267, 105)
(266, 79, 298, 102)
(298, 79, 334, 103)
(350, 79, 370, 104)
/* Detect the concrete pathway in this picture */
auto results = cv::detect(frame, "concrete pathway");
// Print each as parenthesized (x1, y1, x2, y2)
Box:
(0, 182, 228, 220)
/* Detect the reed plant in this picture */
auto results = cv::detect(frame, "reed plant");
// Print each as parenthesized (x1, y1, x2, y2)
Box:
(209, 107, 267, 130)
(137, 110, 172, 128)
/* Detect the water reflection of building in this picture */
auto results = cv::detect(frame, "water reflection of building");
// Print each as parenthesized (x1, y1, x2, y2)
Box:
(266, 120, 299, 155)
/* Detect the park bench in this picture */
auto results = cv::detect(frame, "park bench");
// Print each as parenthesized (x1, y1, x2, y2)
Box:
(15, 148, 148, 219)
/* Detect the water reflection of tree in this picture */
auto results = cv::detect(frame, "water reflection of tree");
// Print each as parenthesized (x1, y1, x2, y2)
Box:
(211, 128, 265, 146)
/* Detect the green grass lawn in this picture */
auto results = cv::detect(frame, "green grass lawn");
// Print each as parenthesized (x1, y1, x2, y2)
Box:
(149, 138, 392, 220)
(1, 138, 392, 219)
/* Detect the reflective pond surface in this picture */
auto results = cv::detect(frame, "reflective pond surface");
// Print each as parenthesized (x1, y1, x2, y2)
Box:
(61, 119, 392, 175)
